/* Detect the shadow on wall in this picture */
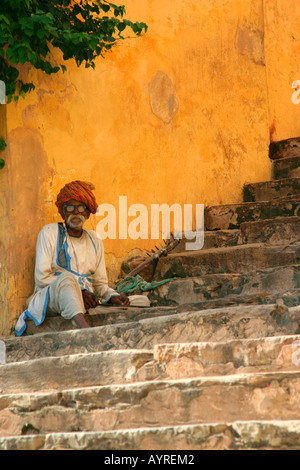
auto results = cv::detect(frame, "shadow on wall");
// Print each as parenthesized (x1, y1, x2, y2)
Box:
(4, 127, 54, 324)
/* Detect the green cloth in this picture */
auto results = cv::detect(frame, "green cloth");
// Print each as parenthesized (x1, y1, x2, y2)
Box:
(115, 275, 174, 295)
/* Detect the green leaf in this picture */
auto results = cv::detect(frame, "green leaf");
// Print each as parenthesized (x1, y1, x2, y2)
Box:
(117, 22, 126, 32)
(0, 14, 10, 25)
(0, 137, 7, 150)
(37, 29, 46, 39)
(0, 159, 5, 170)
(0, 0, 147, 102)
(100, 4, 110, 13)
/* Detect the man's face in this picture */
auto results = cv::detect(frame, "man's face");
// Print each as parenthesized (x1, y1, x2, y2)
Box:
(62, 199, 91, 231)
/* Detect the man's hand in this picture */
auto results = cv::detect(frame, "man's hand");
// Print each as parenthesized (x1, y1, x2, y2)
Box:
(110, 294, 130, 306)
(82, 290, 99, 310)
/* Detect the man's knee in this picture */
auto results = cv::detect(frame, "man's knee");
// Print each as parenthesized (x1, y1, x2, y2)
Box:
(47, 271, 85, 317)
(53, 271, 81, 294)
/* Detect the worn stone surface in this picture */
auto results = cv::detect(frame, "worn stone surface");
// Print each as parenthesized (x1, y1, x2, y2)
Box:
(243, 178, 300, 202)
(154, 243, 300, 280)
(269, 138, 300, 161)
(2, 371, 300, 439)
(3, 304, 300, 365)
(1, 420, 300, 450)
(150, 265, 300, 305)
(272, 156, 300, 180)
(204, 197, 300, 230)
(0, 350, 156, 394)
(154, 335, 300, 378)
(239, 216, 300, 245)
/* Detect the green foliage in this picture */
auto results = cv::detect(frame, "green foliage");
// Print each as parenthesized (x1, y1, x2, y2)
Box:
(0, 136, 6, 169)
(0, 0, 148, 103)
(0, 136, 7, 150)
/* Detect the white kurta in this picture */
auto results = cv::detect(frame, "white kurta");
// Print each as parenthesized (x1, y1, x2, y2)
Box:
(15, 223, 118, 336)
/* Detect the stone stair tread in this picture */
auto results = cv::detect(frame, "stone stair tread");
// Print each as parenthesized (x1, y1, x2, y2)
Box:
(141, 216, 300, 257)
(272, 155, 300, 180)
(154, 242, 300, 279)
(2, 368, 300, 404)
(153, 334, 300, 377)
(239, 216, 300, 245)
(9, 281, 300, 337)
(0, 348, 158, 394)
(269, 137, 300, 160)
(243, 177, 300, 202)
(2, 370, 300, 440)
(150, 264, 300, 305)
(245, 176, 300, 187)
(167, 240, 300, 256)
(4, 296, 300, 363)
(171, 229, 240, 252)
(3, 300, 300, 363)
(1, 420, 300, 450)
(158, 217, 300, 258)
(3, 329, 300, 377)
(16, 288, 300, 338)
(7, 305, 180, 336)
(164, 289, 300, 315)
(205, 196, 300, 230)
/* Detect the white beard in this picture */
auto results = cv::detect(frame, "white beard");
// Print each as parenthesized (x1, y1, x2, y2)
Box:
(66, 214, 86, 230)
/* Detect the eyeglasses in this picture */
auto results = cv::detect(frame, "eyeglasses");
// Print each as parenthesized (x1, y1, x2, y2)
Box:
(64, 204, 88, 213)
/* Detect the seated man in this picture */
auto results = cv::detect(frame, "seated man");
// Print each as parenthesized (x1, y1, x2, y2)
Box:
(15, 180, 129, 336)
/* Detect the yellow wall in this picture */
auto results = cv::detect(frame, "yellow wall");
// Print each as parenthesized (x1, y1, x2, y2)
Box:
(1, 0, 300, 335)
(264, 0, 300, 141)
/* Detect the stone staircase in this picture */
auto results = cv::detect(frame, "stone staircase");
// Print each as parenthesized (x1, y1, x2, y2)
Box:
(0, 137, 300, 450)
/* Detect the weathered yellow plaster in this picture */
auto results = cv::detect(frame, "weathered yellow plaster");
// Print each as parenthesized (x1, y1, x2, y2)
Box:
(1, 0, 300, 335)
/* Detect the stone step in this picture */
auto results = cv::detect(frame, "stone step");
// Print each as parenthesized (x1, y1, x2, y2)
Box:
(154, 243, 300, 280)
(154, 334, 300, 379)
(121, 218, 300, 279)
(9, 264, 300, 337)
(150, 265, 300, 305)
(168, 229, 240, 253)
(272, 156, 300, 180)
(149, 289, 300, 313)
(3, 303, 300, 363)
(243, 178, 300, 202)
(2, 370, 300, 438)
(155, 263, 299, 302)
(171, 216, 300, 255)
(204, 197, 300, 230)
(1, 420, 300, 450)
(239, 216, 300, 245)
(269, 137, 300, 161)
(9, 287, 300, 338)
(15, 334, 300, 380)
(120, 230, 240, 280)
(0, 349, 157, 394)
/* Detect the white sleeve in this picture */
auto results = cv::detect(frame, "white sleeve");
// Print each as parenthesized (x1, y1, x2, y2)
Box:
(34, 227, 58, 289)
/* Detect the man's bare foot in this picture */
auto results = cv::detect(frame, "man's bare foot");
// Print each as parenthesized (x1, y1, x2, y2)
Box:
(72, 313, 90, 329)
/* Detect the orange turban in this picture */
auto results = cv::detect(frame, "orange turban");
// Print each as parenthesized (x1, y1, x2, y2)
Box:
(55, 180, 98, 215)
